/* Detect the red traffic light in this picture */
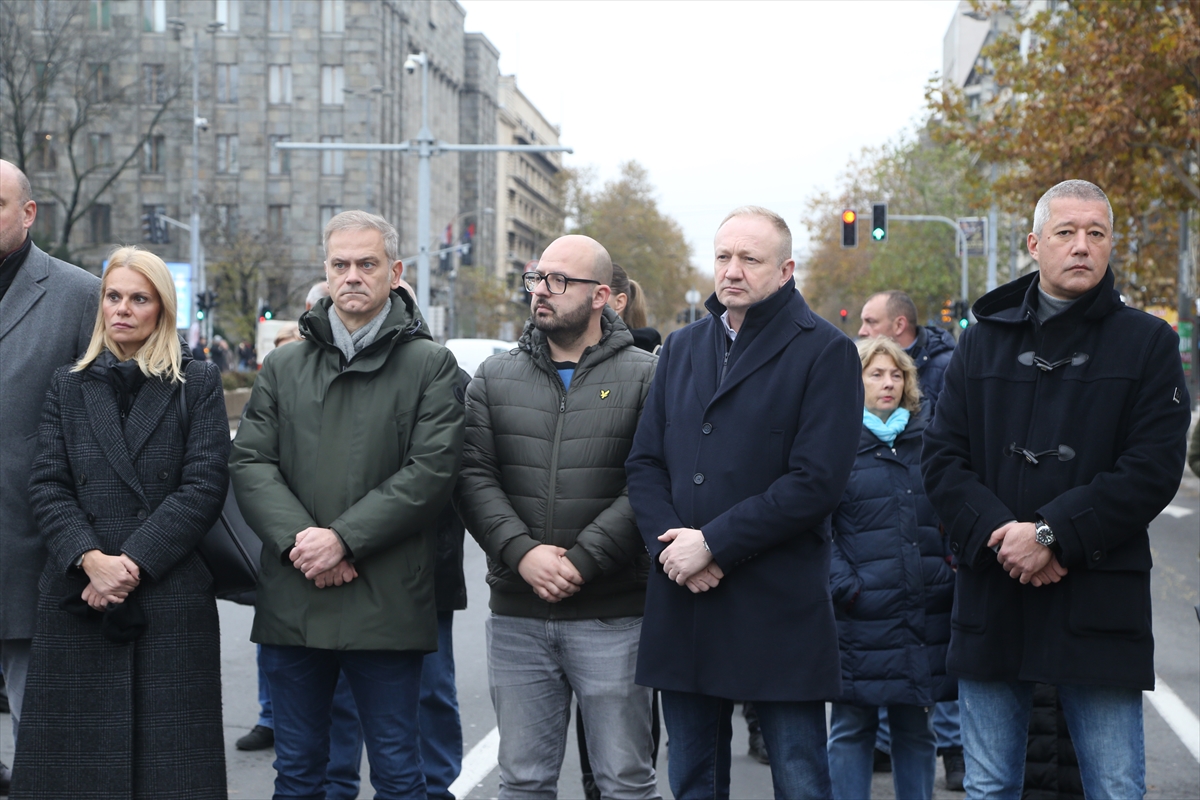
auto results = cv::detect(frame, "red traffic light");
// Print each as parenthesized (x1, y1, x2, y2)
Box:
(842, 210, 857, 224)
(839, 309, 848, 322)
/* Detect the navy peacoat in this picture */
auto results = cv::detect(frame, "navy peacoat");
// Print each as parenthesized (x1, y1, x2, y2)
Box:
(626, 280, 863, 702)
(922, 268, 1191, 690)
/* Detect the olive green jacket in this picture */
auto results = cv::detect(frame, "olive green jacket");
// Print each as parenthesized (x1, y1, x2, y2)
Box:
(230, 292, 465, 651)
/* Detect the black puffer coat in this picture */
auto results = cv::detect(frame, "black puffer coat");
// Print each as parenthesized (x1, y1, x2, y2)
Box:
(457, 308, 656, 619)
(922, 268, 1191, 689)
(911, 325, 956, 415)
(1023, 683, 1084, 800)
(829, 408, 955, 707)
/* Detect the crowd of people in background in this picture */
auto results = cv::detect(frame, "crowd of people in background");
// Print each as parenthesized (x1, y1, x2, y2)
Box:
(1, 153, 1197, 800)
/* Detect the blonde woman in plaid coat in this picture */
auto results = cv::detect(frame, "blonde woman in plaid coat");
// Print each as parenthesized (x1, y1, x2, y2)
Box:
(12, 247, 229, 800)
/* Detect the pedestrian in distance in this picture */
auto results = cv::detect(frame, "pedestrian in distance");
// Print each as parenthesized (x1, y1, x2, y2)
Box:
(857, 289, 964, 789)
(858, 290, 956, 417)
(456, 234, 660, 800)
(626, 206, 864, 800)
(0, 159, 100, 795)
(826, 336, 955, 800)
(13, 246, 230, 799)
(922, 179, 1192, 799)
(230, 210, 465, 799)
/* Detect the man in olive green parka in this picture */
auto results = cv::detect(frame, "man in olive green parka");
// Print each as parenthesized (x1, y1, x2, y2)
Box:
(230, 210, 464, 798)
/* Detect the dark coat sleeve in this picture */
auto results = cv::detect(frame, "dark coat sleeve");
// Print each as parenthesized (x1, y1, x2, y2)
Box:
(700, 334, 862, 570)
(120, 363, 230, 580)
(456, 370, 541, 572)
(1036, 325, 1190, 568)
(922, 332, 1018, 569)
(625, 334, 686, 565)
(28, 369, 105, 577)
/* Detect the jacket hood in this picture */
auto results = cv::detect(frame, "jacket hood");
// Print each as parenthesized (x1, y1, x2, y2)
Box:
(972, 267, 1121, 327)
(517, 305, 634, 365)
(917, 325, 956, 358)
(299, 288, 431, 354)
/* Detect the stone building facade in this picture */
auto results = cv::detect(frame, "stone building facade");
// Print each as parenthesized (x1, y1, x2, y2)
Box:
(7, 0, 562, 329)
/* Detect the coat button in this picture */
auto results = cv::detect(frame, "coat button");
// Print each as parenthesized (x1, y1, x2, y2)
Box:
(158, 469, 169, 480)
(79, 474, 87, 486)
(693, 473, 705, 485)
(1092, 551, 1101, 561)
(86, 513, 95, 524)
(136, 509, 148, 520)
(702, 423, 713, 434)
(950, 542, 960, 553)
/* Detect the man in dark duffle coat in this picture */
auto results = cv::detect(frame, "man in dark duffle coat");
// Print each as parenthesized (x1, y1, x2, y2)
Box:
(922, 179, 1192, 799)
(625, 205, 863, 800)
(0, 159, 99, 773)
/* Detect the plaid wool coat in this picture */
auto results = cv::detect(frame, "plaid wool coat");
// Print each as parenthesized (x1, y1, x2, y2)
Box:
(12, 356, 229, 800)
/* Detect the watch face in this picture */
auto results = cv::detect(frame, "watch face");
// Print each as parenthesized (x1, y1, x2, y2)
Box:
(1035, 523, 1054, 547)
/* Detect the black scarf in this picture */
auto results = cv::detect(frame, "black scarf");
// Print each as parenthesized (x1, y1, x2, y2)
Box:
(0, 234, 32, 303)
(88, 349, 148, 424)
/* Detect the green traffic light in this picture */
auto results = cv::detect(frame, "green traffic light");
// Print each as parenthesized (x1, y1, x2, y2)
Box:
(872, 228, 886, 241)
(197, 310, 205, 320)
(264, 310, 273, 320)
(958, 317, 968, 329)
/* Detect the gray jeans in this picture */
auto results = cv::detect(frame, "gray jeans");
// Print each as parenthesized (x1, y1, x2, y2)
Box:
(486, 614, 659, 800)
(1, 638, 31, 744)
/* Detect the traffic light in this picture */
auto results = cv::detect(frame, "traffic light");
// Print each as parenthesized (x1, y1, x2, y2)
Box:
(953, 300, 970, 330)
(871, 202, 887, 242)
(197, 290, 217, 321)
(841, 210, 857, 248)
(940, 298, 954, 325)
(839, 308, 848, 325)
(258, 301, 273, 323)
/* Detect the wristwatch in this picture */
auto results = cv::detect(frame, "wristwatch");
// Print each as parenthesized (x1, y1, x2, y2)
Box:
(1033, 519, 1058, 553)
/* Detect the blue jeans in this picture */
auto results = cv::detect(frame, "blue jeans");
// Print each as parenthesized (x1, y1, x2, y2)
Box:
(420, 610, 462, 800)
(660, 690, 830, 800)
(259, 644, 425, 800)
(486, 614, 658, 800)
(959, 679, 1145, 800)
(255, 644, 366, 800)
(829, 703, 935, 800)
(876, 700, 961, 753)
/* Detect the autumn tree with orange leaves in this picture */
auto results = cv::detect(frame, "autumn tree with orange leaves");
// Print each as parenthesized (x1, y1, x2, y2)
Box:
(927, 0, 1199, 309)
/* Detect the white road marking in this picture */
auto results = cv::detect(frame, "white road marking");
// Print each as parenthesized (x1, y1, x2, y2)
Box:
(1160, 504, 1195, 519)
(1145, 675, 1200, 763)
(450, 726, 501, 799)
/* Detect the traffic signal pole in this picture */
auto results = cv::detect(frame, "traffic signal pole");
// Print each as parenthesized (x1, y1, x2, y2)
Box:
(888, 214, 970, 312)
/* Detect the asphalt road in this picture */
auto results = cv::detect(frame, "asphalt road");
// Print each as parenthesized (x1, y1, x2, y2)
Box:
(2, 474, 1196, 799)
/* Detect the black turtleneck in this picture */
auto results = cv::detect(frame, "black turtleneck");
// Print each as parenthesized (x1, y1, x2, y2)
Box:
(0, 235, 33, 304)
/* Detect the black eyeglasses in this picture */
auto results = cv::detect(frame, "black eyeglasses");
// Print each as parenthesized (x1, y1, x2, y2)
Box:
(522, 271, 601, 295)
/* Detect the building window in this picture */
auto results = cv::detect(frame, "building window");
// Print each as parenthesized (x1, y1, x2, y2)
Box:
(319, 205, 343, 239)
(89, 0, 111, 30)
(216, 204, 239, 242)
(32, 132, 56, 171)
(88, 63, 110, 103)
(31, 202, 56, 244)
(87, 133, 112, 170)
(90, 204, 112, 244)
(34, 0, 54, 30)
(34, 62, 50, 100)
(268, 0, 291, 32)
(216, 64, 238, 103)
(320, 66, 345, 105)
(143, 135, 165, 173)
(320, 136, 344, 175)
(142, 204, 169, 243)
(143, 64, 167, 104)
(268, 135, 290, 175)
(267, 205, 290, 237)
(142, 0, 165, 32)
(216, 135, 238, 174)
(268, 65, 292, 105)
(320, 0, 345, 32)
(215, 0, 239, 31)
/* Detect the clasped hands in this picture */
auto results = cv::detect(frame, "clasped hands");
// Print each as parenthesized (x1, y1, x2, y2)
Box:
(517, 545, 583, 603)
(290, 527, 358, 588)
(659, 528, 724, 593)
(988, 521, 1067, 587)
(80, 550, 140, 610)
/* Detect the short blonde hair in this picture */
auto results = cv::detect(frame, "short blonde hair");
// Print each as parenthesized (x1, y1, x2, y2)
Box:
(74, 246, 184, 383)
(856, 336, 921, 414)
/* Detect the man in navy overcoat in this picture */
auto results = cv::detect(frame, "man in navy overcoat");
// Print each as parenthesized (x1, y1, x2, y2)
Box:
(626, 206, 863, 799)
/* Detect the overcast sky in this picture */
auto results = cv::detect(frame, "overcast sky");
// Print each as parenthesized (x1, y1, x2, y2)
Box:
(458, 0, 959, 272)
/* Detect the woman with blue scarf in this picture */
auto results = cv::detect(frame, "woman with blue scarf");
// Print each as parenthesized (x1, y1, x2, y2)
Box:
(826, 336, 956, 800)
